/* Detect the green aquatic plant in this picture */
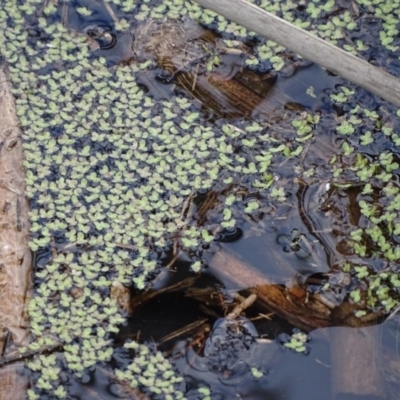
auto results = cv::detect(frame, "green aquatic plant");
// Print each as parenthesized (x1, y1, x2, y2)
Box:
(283, 331, 308, 353)
(115, 341, 185, 399)
(251, 367, 264, 379)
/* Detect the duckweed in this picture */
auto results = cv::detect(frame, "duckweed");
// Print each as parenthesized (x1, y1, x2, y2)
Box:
(4, 0, 400, 397)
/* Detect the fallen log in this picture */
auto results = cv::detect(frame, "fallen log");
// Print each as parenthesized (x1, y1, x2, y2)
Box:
(0, 60, 31, 400)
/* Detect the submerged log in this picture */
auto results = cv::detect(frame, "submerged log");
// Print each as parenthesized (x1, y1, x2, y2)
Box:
(206, 244, 332, 331)
(0, 61, 31, 399)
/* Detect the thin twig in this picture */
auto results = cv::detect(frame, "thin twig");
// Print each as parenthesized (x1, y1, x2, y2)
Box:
(0, 344, 62, 369)
(1, 330, 11, 358)
(227, 293, 257, 320)
(165, 251, 182, 270)
(159, 319, 209, 344)
(103, 0, 119, 24)
(61, 0, 68, 26)
(192, 63, 200, 91)
(179, 191, 195, 225)
(130, 277, 198, 311)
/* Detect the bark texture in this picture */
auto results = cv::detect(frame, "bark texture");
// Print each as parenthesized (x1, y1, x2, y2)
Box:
(0, 61, 31, 400)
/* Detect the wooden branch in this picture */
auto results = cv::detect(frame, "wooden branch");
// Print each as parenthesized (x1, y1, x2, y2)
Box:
(0, 61, 31, 400)
(193, 0, 400, 108)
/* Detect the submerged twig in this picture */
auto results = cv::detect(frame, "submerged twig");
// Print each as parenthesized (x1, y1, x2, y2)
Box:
(227, 293, 257, 320)
(130, 277, 198, 311)
(165, 251, 182, 270)
(99, 366, 152, 400)
(1, 330, 11, 358)
(0, 344, 62, 369)
(61, 0, 68, 26)
(103, 0, 119, 24)
(159, 318, 209, 344)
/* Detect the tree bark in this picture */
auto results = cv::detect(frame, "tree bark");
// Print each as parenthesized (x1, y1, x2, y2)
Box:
(0, 61, 31, 400)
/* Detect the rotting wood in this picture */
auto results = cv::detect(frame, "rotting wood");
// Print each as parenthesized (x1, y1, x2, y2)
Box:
(0, 61, 31, 399)
(330, 326, 385, 400)
(206, 244, 381, 331)
(206, 244, 331, 331)
(193, 0, 400, 108)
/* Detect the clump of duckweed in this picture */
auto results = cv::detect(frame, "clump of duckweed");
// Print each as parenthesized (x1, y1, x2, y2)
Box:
(283, 331, 309, 353)
(319, 83, 400, 315)
(115, 341, 185, 399)
(250, 0, 400, 76)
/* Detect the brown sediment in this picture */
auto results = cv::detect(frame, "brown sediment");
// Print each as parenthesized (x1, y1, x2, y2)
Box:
(0, 62, 31, 399)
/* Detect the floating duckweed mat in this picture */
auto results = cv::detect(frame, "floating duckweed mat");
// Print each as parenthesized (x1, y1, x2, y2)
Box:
(2, 0, 400, 398)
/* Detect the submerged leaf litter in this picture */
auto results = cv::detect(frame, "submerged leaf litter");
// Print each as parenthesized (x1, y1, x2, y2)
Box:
(3, 0, 400, 398)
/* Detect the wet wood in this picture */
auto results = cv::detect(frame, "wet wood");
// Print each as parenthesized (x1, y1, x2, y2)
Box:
(207, 244, 382, 331)
(207, 245, 332, 331)
(0, 61, 31, 400)
(330, 326, 385, 400)
(194, 0, 400, 108)
(208, 245, 386, 399)
(176, 69, 287, 119)
(159, 318, 210, 344)
(226, 293, 257, 320)
(382, 349, 400, 398)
